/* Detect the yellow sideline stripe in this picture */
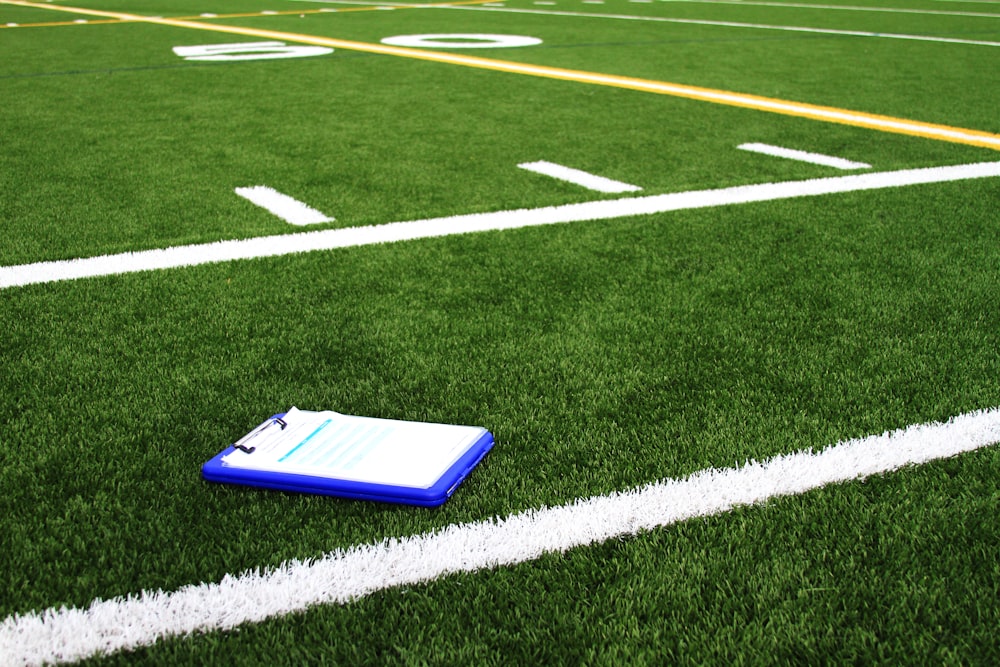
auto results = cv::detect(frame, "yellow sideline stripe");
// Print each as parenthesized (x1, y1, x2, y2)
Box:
(4, 0, 1000, 150)
(0, 10, 380, 29)
(0, 2, 484, 27)
(0, 17, 121, 27)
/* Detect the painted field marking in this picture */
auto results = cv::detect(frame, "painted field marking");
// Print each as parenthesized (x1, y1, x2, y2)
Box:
(3, 160, 1000, 290)
(234, 186, 334, 225)
(0, 9, 333, 30)
(657, 0, 1000, 20)
(0, 0, 497, 29)
(450, 4, 1000, 48)
(3, 1, 1000, 151)
(299, 0, 1000, 19)
(381, 33, 543, 48)
(4, 407, 1000, 666)
(174, 41, 334, 61)
(518, 160, 643, 192)
(738, 143, 871, 170)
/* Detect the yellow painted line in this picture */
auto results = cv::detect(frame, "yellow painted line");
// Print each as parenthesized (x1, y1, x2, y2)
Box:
(0, 0, 495, 28)
(0, 4, 425, 28)
(173, 8, 402, 20)
(170, 4, 474, 20)
(0, 17, 120, 27)
(3, 0, 999, 150)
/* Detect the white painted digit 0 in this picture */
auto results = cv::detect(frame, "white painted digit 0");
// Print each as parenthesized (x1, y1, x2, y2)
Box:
(172, 41, 333, 61)
(380, 34, 542, 49)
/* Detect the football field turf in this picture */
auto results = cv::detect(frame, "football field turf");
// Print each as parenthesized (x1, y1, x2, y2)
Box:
(2, 0, 999, 663)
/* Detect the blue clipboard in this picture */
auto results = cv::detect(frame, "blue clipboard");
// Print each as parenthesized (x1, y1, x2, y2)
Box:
(202, 410, 494, 507)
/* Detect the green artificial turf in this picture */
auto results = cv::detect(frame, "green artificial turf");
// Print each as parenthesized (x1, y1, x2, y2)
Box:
(2, 0, 999, 662)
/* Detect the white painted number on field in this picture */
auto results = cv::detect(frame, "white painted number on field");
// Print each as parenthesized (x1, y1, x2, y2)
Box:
(380, 34, 542, 49)
(173, 42, 333, 62)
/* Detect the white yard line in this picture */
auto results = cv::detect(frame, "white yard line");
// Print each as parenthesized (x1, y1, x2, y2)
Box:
(737, 143, 871, 169)
(234, 186, 334, 225)
(656, 0, 1000, 20)
(3, 161, 1000, 290)
(296, 0, 1000, 13)
(518, 160, 643, 192)
(447, 4, 1000, 48)
(295, 0, 1000, 16)
(4, 407, 1000, 666)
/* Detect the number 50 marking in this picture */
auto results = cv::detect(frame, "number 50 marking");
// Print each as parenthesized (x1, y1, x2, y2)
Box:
(173, 41, 333, 61)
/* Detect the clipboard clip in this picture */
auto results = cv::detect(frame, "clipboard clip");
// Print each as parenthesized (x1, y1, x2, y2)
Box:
(232, 414, 288, 454)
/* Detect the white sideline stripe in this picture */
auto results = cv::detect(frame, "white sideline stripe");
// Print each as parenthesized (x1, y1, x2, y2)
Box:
(299, 0, 1000, 13)
(738, 143, 871, 170)
(4, 408, 1000, 665)
(234, 186, 333, 226)
(448, 5, 1000, 48)
(301, 0, 1000, 19)
(2, 161, 1000, 290)
(518, 160, 643, 193)
(658, 0, 1000, 20)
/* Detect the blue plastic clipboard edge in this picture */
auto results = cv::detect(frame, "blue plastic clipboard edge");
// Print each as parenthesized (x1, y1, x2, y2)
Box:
(201, 415, 494, 508)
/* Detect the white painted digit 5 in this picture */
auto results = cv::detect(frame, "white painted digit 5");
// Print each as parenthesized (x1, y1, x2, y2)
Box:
(172, 41, 333, 61)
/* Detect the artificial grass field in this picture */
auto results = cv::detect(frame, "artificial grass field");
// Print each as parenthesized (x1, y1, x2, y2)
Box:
(2, 0, 999, 663)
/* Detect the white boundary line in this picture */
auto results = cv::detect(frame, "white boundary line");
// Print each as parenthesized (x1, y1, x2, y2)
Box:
(4, 407, 1000, 665)
(737, 143, 871, 169)
(656, 0, 1000, 20)
(298, 0, 1000, 15)
(447, 5, 1000, 48)
(3, 161, 1000, 290)
(517, 160, 643, 192)
(0, 162, 1000, 289)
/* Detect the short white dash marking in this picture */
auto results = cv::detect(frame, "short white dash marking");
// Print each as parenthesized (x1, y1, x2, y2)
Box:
(518, 160, 642, 193)
(234, 186, 334, 226)
(3, 408, 999, 665)
(738, 143, 872, 170)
